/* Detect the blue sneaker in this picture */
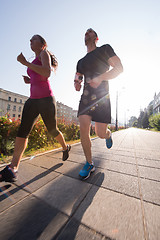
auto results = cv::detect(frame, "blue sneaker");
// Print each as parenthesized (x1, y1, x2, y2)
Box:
(79, 162, 95, 180)
(106, 135, 113, 149)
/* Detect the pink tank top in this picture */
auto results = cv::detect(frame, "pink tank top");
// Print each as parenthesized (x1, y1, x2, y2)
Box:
(27, 57, 53, 99)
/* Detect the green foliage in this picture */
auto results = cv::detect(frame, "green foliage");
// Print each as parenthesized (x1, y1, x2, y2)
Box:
(26, 118, 54, 151)
(142, 112, 149, 129)
(63, 123, 80, 141)
(0, 116, 20, 155)
(0, 116, 83, 156)
(149, 113, 160, 131)
(128, 116, 138, 127)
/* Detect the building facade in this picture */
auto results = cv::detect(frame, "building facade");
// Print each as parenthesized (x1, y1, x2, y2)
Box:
(153, 92, 160, 115)
(57, 101, 78, 124)
(0, 88, 78, 123)
(0, 88, 28, 119)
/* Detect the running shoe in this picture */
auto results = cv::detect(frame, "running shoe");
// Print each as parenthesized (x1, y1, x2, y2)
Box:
(0, 166, 17, 182)
(106, 134, 113, 149)
(62, 145, 71, 161)
(79, 162, 95, 180)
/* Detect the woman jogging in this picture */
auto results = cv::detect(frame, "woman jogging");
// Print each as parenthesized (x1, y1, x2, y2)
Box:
(0, 34, 71, 182)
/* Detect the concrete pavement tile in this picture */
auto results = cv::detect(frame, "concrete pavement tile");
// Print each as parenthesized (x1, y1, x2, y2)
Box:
(106, 161, 137, 176)
(137, 158, 160, 169)
(74, 186, 144, 240)
(27, 155, 101, 183)
(67, 152, 86, 164)
(108, 154, 136, 164)
(114, 150, 135, 157)
(39, 150, 64, 161)
(138, 166, 160, 181)
(140, 178, 160, 205)
(50, 160, 82, 178)
(16, 162, 60, 192)
(93, 158, 137, 176)
(96, 169, 140, 198)
(92, 157, 110, 169)
(31, 147, 85, 164)
(33, 175, 92, 216)
(26, 154, 63, 168)
(93, 152, 113, 161)
(136, 151, 160, 161)
(57, 218, 108, 240)
(143, 202, 160, 240)
(0, 195, 68, 240)
(0, 182, 29, 213)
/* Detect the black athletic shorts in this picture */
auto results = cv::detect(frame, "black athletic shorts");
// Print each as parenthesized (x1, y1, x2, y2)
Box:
(17, 96, 60, 138)
(78, 93, 111, 124)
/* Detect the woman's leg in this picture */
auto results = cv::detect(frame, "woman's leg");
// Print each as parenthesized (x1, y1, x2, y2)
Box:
(79, 115, 92, 164)
(39, 97, 70, 161)
(55, 131, 67, 150)
(40, 97, 68, 150)
(0, 99, 39, 180)
(10, 137, 28, 170)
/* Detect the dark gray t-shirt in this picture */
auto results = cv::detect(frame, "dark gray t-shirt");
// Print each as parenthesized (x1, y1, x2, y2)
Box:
(76, 44, 116, 101)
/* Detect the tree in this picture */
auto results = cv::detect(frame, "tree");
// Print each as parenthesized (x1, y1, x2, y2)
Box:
(149, 114, 160, 131)
(128, 116, 138, 127)
(142, 112, 149, 128)
(137, 110, 145, 128)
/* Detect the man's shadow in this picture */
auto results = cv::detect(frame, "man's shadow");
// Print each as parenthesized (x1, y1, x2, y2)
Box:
(53, 172, 105, 240)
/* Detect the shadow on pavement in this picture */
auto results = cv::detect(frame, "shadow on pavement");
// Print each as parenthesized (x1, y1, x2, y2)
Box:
(0, 165, 105, 240)
(54, 172, 105, 240)
(0, 163, 63, 202)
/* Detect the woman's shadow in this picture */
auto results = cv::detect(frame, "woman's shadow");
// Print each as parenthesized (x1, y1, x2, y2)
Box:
(54, 172, 105, 240)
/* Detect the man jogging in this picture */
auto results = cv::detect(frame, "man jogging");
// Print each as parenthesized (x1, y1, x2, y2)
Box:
(74, 28, 123, 180)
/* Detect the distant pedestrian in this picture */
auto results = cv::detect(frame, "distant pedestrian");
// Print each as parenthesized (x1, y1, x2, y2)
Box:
(74, 28, 123, 180)
(0, 34, 71, 182)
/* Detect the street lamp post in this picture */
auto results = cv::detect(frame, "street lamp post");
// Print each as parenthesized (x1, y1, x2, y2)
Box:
(115, 87, 125, 131)
(115, 91, 118, 131)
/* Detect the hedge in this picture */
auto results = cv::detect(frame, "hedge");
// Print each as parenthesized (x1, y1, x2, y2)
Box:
(0, 116, 95, 156)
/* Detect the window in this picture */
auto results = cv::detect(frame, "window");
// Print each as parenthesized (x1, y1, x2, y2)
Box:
(13, 114, 15, 118)
(8, 96, 11, 101)
(18, 106, 22, 112)
(20, 99, 22, 103)
(13, 106, 16, 111)
(14, 98, 17, 102)
(7, 104, 10, 110)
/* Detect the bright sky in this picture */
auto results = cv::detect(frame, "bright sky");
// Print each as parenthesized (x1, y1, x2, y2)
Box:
(0, 0, 160, 124)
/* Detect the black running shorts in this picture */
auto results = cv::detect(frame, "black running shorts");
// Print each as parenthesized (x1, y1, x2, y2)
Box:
(17, 96, 60, 138)
(78, 94, 111, 124)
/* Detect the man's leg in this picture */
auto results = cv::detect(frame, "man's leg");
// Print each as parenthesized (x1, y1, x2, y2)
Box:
(95, 122, 112, 149)
(78, 115, 95, 180)
(79, 115, 92, 164)
(95, 122, 111, 139)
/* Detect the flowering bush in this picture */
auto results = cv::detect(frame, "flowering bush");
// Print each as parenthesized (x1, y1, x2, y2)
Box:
(27, 117, 54, 151)
(0, 116, 20, 155)
(0, 116, 83, 156)
(0, 115, 97, 157)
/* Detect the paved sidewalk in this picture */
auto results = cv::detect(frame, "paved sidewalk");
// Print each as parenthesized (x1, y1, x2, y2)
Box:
(0, 128, 160, 240)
